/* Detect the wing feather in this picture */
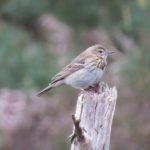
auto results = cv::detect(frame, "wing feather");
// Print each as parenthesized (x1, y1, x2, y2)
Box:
(51, 52, 88, 84)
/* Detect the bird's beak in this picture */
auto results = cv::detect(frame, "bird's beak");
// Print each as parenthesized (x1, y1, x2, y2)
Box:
(107, 50, 115, 54)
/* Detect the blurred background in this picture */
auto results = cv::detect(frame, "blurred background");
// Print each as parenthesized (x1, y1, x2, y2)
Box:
(0, 0, 150, 150)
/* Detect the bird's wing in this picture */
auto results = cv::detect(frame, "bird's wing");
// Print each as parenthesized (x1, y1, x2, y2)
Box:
(51, 52, 87, 84)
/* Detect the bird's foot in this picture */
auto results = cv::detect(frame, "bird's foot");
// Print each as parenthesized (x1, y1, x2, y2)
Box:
(84, 84, 99, 92)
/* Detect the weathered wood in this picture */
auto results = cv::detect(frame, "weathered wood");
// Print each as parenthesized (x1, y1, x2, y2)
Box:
(70, 82, 117, 150)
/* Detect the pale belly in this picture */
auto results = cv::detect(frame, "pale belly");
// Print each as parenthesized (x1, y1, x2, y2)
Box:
(65, 68, 104, 89)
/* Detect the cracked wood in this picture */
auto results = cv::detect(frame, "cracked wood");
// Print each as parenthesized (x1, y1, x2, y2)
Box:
(70, 82, 117, 150)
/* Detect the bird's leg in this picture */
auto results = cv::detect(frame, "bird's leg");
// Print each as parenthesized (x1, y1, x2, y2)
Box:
(93, 83, 99, 92)
(84, 84, 99, 92)
(84, 86, 93, 91)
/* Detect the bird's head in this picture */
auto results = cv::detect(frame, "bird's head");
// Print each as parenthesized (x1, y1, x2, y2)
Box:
(89, 44, 115, 58)
(84, 44, 115, 69)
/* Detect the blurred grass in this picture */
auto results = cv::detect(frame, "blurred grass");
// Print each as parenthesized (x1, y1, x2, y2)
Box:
(0, 0, 49, 22)
(0, 21, 58, 89)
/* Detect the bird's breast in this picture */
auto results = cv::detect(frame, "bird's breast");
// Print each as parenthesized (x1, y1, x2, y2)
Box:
(65, 68, 104, 89)
(85, 56, 106, 70)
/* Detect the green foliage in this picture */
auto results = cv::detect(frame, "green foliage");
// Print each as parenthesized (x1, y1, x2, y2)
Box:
(0, 0, 135, 29)
(0, 0, 149, 30)
(49, 0, 127, 28)
(0, 22, 57, 89)
(0, 0, 49, 23)
(130, 0, 150, 30)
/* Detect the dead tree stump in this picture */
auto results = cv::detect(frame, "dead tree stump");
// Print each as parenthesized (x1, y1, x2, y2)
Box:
(70, 83, 117, 150)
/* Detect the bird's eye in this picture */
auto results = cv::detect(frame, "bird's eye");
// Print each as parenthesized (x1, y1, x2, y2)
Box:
(97, 49, 103, 53)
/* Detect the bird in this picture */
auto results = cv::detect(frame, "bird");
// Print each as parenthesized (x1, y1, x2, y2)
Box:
(37, 44, 115, 96)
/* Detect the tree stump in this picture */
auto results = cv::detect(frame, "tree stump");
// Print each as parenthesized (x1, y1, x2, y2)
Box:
(70, 83, 117, 150)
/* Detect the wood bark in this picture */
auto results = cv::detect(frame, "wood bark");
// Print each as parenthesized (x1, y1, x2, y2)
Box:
(70, 82, 117, 150)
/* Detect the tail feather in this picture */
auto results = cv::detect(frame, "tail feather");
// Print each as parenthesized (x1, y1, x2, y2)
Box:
(37, 84, 53, 97)
(37, 79, 65, 97)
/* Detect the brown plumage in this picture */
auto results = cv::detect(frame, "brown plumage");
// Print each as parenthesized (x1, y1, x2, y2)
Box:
(37, 44, 114, 96)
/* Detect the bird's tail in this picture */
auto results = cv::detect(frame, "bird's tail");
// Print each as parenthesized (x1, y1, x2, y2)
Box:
(37, 84, 53, 97)
(37, 80, 64, 97)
